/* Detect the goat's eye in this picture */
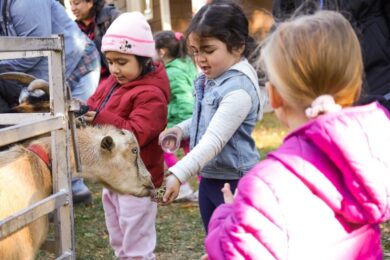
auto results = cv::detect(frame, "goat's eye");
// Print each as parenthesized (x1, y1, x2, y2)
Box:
(131, 148, 137, 154)
(120, 130, 126, 135)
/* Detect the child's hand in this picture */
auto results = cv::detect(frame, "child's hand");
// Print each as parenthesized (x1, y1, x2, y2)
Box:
(159, 127, 183, 146)
(222, 183, 235, 204)
(200, 254, 208, 260)
(162, 174, 181, 204)
(83, 111, 96, 124)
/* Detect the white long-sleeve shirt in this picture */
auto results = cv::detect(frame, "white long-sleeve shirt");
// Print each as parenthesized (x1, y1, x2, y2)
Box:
(169, 89, 252, 183)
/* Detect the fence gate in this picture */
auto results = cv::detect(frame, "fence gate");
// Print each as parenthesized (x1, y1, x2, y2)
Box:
(0, 36, 75, 259)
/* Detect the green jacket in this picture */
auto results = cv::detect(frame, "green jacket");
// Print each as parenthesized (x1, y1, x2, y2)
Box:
(165, 57, 197, 128)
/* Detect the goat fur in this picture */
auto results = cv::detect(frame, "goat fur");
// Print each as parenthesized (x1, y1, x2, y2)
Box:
(0, 125, 153, 260)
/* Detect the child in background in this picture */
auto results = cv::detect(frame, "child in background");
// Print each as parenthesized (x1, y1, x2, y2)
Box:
(160, 0, 266, 232)
(154, 30, 198, 201)
(203, 11, 390, 259)
(83, 12, 170, 259)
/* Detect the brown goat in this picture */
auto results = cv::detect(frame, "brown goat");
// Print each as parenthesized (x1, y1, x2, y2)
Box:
(0, 125, 154, 260)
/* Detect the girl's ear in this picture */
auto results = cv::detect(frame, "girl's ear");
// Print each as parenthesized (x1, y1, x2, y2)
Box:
(266, 82, 284, 109)
(232, 44, 245, 57)
(157, 48, 166, 58)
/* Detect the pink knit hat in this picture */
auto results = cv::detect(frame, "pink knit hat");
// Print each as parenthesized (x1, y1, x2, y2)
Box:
(101, 12, 155, 58)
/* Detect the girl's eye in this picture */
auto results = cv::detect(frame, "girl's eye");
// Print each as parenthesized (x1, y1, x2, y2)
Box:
(203, 49, 215, 54)
(117, 60, 128, 66)
(131, 148, 138, 154)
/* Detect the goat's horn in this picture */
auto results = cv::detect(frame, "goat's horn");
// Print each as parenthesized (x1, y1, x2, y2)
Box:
(27, 79, 49, 94)
(0, 72, 36, 85)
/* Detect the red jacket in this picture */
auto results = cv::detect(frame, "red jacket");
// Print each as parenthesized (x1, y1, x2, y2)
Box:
(87, 61, 170, 188)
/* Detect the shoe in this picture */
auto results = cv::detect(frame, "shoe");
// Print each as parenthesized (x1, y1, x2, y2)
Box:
(189, 190, 198, 202)
(72, 178, 92, 205)
(175, 183, 195, 202)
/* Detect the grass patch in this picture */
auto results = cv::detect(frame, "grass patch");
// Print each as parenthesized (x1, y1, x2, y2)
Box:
(253, 112, 288, 156)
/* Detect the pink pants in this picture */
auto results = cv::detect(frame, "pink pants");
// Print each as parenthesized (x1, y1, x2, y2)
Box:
(102, 188, 157, 260)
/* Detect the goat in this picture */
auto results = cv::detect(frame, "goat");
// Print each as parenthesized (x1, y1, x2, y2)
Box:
(0, 125, 154, 260)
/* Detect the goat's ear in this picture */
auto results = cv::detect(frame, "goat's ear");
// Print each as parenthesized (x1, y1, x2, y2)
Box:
(101, 136, 115, 151)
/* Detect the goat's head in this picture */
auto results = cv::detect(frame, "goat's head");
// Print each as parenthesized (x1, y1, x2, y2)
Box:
(75, 125, 154, 197)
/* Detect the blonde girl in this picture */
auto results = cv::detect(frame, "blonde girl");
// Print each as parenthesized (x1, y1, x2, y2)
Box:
(203, 10, 390, 260)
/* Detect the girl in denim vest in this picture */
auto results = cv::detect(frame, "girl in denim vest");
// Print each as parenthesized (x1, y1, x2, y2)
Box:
(159, 0, 266, 232)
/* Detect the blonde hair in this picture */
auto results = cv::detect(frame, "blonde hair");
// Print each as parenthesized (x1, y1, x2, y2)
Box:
(260, 10, 363, 109)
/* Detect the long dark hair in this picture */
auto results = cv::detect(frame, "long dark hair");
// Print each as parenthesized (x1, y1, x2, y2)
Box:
(135, 56, 155, 77)
(154, 31, 188, 59)
(84, 0, 105, 18)
(186, 0, 256, 58)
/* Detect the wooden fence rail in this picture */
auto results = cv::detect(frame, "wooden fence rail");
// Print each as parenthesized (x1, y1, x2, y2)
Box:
(0, 36, 75, 259)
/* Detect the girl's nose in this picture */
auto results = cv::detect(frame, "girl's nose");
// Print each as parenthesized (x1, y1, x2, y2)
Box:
(195, 54, 206, 63)
(111, 65, 120, 74)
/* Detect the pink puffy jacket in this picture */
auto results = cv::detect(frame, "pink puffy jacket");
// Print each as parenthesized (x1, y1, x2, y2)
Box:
(206, 102, 390, 260)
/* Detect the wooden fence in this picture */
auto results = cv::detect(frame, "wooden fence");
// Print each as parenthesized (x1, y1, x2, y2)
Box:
(0, 36, 76, 259)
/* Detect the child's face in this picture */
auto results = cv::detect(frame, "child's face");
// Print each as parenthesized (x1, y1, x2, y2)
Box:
(188, 34, 243, 79)
(105, 52, 142, 84)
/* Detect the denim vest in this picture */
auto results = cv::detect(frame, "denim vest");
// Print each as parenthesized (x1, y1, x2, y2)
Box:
(190, 69, 260, 180)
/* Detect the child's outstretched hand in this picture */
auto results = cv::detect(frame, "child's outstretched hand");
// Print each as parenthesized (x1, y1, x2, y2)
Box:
(222, 183, 235, 204)
(200, 254, 208, 260)
(161, 174, 181, 204)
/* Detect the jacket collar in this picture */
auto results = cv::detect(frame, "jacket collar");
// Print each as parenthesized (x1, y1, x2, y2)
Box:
(28, 144, 51, 170)
(197, 58, 266, 120)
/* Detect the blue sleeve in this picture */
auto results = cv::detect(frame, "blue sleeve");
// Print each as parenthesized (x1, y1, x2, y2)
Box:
(0, 0, 52, 73)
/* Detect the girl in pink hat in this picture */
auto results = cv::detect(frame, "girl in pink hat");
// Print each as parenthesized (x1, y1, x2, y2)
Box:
(83, 12, 170, 259)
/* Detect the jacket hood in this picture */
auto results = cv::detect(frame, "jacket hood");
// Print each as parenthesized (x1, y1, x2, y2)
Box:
(230, 58, 267, 121)
(270, 102, 390, 225)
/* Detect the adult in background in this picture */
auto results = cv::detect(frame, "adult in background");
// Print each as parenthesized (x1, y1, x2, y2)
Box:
(70, 0, 121, 82)
(0, 0, 101, 204)
(272, 0, 390, 106)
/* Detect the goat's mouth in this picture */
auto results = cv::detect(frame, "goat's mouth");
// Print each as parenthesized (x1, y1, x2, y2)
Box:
(99, 180, 123, 194)
(150, 185, 166, 203)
